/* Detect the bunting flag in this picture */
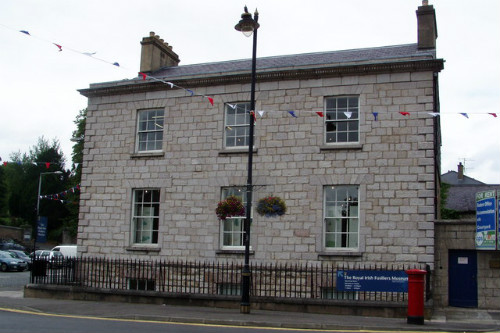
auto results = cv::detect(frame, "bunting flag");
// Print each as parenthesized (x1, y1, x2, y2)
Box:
(316, 111, 324, 117)
(250, 111, 256, 123)
(53, 43, 62, 52)
(489, 113, 498, 118)
(344, 111, 352, 119)
(139, 72, 147, 80)
(372, 112, 379, 121)
(460, 113, 469, 119)
(257, 110, 265, 117)
(288, 111, 298, 118)
(19, 30, 30, 35)
(399, 112, 410, 116)
(207, 97, 214, 106)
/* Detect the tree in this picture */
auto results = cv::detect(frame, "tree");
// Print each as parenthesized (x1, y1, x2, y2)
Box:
(60, 109, 86, 239)
(4, 137, 68, 241)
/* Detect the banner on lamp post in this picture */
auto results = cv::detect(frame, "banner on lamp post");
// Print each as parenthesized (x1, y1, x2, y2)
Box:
(475, 190, 497, 250)
(37, 216, 48, 243)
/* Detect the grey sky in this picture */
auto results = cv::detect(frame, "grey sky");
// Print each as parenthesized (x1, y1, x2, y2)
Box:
(1, 0, 499, 183)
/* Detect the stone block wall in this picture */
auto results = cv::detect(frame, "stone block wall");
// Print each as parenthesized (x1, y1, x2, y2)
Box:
(434, 220, 500, 309)
(78, 70, 437, 268)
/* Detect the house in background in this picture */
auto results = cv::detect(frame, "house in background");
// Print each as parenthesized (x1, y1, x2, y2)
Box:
(441, 162, 497, 219)
(78, 1, 443, 294)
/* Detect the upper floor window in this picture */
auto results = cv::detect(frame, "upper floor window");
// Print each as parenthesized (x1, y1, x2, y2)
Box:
(324, 97, 359, 144)
(224, 103, 251, 148)
(137, 109, 164, 152)
(132, 189, 160, 244)
(220, 187, 248, 249)
(324, 186, 359, 250)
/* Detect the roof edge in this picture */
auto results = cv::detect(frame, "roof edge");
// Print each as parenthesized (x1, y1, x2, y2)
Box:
(79, 58, 444, 98)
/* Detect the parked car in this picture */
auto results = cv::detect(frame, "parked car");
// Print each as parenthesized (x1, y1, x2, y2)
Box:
(51, 245, 77, 258)
(31, 250, 64, 268)
(0, 250, 28, 272)
(8, 250, 32, 270)
(0, 239, 26, 252)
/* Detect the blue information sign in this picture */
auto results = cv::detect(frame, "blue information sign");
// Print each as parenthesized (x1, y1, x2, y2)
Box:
(337, 270, 408, 292)
(476, 190, 497, 250)
(37, 216, 48, 243)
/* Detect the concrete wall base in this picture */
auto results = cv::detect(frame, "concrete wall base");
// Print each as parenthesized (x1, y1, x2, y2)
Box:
(24, 284, 433, 319)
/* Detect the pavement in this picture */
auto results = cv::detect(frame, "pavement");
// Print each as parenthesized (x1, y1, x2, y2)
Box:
(0, 290, 500, 332)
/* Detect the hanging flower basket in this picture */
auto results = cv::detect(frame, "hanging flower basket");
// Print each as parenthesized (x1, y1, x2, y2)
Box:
(216, 195, 245, 220)
(256, 196, 287, 217)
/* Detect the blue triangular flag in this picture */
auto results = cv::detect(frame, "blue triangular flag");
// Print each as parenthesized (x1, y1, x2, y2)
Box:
(288, 111, 298, 118)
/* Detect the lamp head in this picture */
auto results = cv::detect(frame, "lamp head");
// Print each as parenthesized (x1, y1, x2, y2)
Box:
(235, 6, 259, 37)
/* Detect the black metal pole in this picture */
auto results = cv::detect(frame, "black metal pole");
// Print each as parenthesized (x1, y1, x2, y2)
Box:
(241, 10, 258, 315)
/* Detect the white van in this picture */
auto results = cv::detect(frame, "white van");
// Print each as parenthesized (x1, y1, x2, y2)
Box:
(51, 245, 77, 258)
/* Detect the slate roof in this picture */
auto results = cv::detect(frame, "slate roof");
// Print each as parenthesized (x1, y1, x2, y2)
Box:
(150, 43, 436, 79)
(441, 171, 485, 186)
(445, 185, 500, 212)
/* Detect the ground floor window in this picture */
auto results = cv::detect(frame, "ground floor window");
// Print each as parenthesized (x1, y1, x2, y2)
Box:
(324, 186, 359, 250)
(132, 189, 160, 244)
(220, 187, 248, 249)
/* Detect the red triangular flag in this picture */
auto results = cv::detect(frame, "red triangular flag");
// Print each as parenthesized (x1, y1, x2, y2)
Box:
(53, 43, 62, 52)
(488, 113, 497, 118)
(399, 112, 410, 116)
(2, 162, 6, 166)
(250, 111, 256, 123)
(139, 72, 147, 80)
(207, 97, 214, 106)
(45, 162, 51, 169)
(316, 111, 324, 117)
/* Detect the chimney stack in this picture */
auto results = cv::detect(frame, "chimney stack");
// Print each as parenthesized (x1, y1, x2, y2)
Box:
(457, 162, 464, 180)
(416, 1, 438, 49)
(140, 32, 180, 73)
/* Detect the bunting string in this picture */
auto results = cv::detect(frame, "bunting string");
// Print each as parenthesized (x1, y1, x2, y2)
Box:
(2, 23, 499, 122)
(0, 159, 71, 168)
(39, 184, 80, 203)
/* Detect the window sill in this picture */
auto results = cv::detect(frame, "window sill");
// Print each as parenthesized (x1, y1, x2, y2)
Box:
(320, 143, 362, 151)
(216, 249, 255, 256)
(126, 245, 161, 253)
(219, 148, 257, 155)
(130, 151, 165, 159)
(318, 251, 362, 258)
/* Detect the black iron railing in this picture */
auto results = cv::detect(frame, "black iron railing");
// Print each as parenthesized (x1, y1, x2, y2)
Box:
(31, 257, 427, 303)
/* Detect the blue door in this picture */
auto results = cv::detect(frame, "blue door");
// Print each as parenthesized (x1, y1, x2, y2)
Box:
(448, 250, 478, 307)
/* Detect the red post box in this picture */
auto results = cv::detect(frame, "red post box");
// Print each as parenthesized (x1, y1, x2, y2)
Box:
(405, 269, 427, 325)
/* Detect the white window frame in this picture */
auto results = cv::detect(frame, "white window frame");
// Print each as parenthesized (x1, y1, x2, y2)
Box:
(136, 109, 164, 152)
(132, 189, 160, 245)
(324, 185, 359, 251)
(224, 103, 251, 149)
(220, 186, 248, 250)
(324, 96, 359, 144)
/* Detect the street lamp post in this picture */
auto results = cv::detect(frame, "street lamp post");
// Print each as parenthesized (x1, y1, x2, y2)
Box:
(34, 171, 63, 252)
(235, 6, 259, 314)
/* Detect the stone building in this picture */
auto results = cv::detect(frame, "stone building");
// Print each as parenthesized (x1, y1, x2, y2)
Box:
(78, 3, 442, 271)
